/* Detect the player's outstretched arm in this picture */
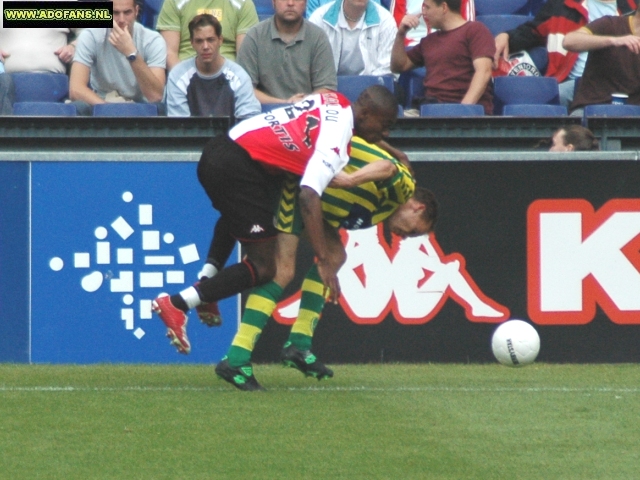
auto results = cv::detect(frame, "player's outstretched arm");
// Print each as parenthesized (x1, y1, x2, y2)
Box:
(329, 160, 397, 189)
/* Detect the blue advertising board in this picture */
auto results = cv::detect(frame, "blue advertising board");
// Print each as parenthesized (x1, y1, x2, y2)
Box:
(30, 161, 239, 363)
(0, 162, 30, 363)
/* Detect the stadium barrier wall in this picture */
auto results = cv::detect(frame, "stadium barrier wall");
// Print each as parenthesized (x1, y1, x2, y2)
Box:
(2, 117, 640, 363)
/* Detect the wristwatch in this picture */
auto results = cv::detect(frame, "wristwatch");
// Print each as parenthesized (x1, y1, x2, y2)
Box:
(127, 50, 138, 62)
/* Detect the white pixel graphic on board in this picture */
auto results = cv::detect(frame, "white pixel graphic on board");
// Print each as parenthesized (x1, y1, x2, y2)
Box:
(48, 191, 200, 339)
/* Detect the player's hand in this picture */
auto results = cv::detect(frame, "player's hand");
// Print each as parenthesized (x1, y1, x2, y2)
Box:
(109, 21, 136, 57)
(494, 33, 510, 68)
(317, 258, 341, 304)
(611, 35, 640, 54)
(399, 14, 421, 35)
(0, 49, 10, 63)
(394, 150, 413, 175)
(55, 44, 76, 64)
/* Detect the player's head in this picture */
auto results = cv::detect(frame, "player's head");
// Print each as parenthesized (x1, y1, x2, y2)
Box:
(386, 187, 438, 238)
(549, 125, 599, 152)
(189, 14, 224, 69)
(352, 85, 398, 144)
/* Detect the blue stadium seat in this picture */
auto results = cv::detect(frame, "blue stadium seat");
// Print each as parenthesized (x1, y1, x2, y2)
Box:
(503, 104, 567, 116)
(261, 103, 292, 113)
(493, 76, 559, 115)
(12, 73, 69, 103)
(254, 0, 275, 21)
(529, 0, 547, 15)
(583, 104, 640, 117)
(475, 0, 530, 15)
(12, 101, 77, 116)
(419, 103, 484, 117)
(337, 75, 395, 103)
(139, 0, 164, 28)
(528, 46, 548, 75)
(92, 103, 158, 116)
(398, 67, 425, 109)
(476, 14, 533, 36)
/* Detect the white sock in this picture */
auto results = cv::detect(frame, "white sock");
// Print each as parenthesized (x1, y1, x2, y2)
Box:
(179, 286, 202, 310)
(197, 263, 218, 280)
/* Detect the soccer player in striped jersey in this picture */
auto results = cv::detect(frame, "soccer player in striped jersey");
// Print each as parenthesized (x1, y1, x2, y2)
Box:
(216, 136, 438, 390)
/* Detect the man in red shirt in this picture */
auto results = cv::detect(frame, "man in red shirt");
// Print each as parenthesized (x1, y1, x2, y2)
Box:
(390, 0, 495, 114)
(152, 85, 398, 355)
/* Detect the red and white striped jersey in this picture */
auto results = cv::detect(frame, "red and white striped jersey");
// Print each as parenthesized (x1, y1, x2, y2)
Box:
(229, 92, 354, 195)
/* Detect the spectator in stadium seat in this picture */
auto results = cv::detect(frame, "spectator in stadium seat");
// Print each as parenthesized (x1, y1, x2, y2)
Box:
(308, 0, 397, 76)
(563, 6, 640, 115)
(390, 0, 494, 114)
(156, 0, 259, 70)
(69, 0, 167, 115)
(549, 125, 600, 151)
(306, 0, 382, 20)
(0, 0, 81, 114)
(236, 0, 337, 104)
(389, 0, 475, 47)
(493, 0, 636, 107)
(166, 14, 261, 118)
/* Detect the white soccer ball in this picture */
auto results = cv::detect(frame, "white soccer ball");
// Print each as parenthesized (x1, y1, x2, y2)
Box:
(491, 320, 540, 367)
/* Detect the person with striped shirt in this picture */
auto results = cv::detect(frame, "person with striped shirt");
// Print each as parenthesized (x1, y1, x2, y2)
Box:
(215, 136, 438, 390)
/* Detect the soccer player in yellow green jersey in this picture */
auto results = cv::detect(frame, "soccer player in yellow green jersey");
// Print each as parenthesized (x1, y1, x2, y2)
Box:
(215, 137, 438, 390)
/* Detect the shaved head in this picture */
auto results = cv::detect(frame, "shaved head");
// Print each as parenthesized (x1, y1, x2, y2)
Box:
(355, 85, 398, 119)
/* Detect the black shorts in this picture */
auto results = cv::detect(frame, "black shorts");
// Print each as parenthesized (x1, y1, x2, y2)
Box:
(197, 135, 282, 242)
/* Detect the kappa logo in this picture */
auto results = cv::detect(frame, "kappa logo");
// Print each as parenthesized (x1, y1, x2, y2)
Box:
(47, 191, 200, 339)
(528, 199, 640, 325)
(274, 224, 509, 325)
(250, 224, 265, 234)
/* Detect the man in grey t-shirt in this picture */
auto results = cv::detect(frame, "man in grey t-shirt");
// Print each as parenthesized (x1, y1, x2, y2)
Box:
(69, 0, 166, 115)
(236, 0, 337, 105)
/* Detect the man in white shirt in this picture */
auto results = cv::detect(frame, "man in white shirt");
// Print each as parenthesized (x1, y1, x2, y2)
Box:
(309, 0, 397, 76)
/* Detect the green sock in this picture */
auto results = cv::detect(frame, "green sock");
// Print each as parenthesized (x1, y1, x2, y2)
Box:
(288, 264, 327, 351)
(227, 281, 284, 368)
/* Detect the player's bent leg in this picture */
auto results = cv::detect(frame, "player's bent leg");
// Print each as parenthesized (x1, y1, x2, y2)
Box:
(196, 237, 277, 305)
(273, 232, 300, 289)
(282, 264, 333, 380)
(225, 280, 284, 368)
(196, 218, 238, 327)
(282, 225, 341, 379)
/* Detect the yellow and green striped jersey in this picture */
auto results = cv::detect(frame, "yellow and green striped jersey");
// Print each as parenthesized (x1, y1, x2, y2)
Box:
(275, 136, 416, 234)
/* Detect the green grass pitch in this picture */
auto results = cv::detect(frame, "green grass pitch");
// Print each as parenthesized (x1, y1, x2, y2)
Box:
(1, 363, 639, 479)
